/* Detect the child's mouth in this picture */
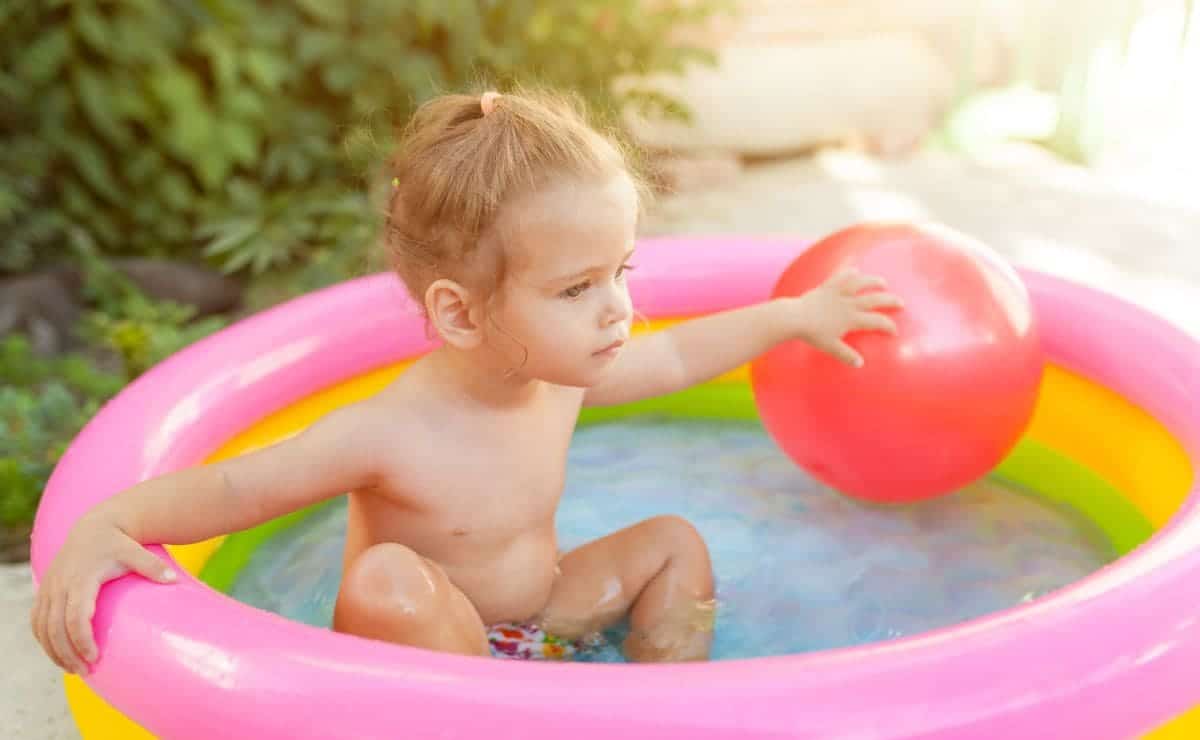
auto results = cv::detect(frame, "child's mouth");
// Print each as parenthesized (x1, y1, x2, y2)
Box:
(593, 339, 625, 356)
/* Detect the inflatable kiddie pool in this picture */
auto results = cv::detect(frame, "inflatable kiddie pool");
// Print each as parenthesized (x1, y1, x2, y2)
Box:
(31, 236, 1200, 739)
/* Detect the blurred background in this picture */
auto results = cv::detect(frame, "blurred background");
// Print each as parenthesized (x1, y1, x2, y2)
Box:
(2, 1, 1198, 735)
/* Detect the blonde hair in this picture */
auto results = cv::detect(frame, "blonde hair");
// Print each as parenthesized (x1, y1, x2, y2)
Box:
(383, 86, 648, 311)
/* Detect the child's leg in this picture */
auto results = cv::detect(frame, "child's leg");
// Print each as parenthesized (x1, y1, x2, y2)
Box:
(538, 515, 715, 662)
(333, 543, 490, 657)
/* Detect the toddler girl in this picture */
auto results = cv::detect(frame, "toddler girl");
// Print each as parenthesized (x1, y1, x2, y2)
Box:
(32, 88, 901, 673)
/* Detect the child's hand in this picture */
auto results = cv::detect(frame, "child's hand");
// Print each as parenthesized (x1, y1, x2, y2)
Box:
(31, 515, 177, 675)
(792, 268, 903, 367)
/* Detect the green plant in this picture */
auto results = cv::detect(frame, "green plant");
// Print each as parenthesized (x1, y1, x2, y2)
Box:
(0, 385, 82, 527)
(1, 0, 724, 281)
(0, 255, 227, 534)
(0, 334, 124, 529)
(83, 299, 225, 380)
(78, 292, 229, 380)
(0, 288, 228, 533)
(50, 228, 231, 379)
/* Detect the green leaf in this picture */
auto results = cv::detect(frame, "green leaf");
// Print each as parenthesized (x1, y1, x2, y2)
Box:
(104, 75, 152, 122)
(221, 241, 258, 273)
(225, 178, 263, 209)
(61, 138, 124, 204)
(18, 27, 73, 86)
(201, 219, 258, 256)
(295, 30, 340, 66)
(220, 119, 260, 166)
(0, 457, 42, 527)
(148, 65, 207, 114)
(109, 13, 170, 64)
(73, 66, 131, 146)
(124, 147, 164, 186)
(223, 87, 267, 120)
(0, 70, 22, 101)
(251, 243, 277, 273)
(158, 170, 194, 212)
(244, 49, 288, 91)
(156, 214, 192, 244)
(321, 60, 361, 93)
(163, 110, 215, 164)
(393, 52, 442, 100)
(195, 147, 233, 191)
(72, 5, 110, 55)
(197, 28, 238, 91)
(87, 208, 121, 247)
(194, 0, 243, 24)
(0, 184, 24, 221)
(295, 0, 346, 26)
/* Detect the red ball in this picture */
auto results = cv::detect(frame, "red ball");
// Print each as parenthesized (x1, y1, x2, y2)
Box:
(750, 222, 1044, 503)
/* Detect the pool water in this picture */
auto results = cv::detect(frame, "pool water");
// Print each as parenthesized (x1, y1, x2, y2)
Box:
(228, 419, 1114, 662)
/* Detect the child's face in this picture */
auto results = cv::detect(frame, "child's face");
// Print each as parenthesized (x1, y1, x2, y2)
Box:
(487, 174, 638, 387)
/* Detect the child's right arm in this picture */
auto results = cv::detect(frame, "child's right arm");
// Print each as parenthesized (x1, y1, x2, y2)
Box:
(31, 403, 388, 675)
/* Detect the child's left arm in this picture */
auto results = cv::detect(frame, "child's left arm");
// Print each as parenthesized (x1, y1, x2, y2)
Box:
(584, 269, 902, 408)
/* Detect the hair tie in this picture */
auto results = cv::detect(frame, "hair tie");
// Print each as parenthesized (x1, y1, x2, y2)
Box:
(480, 91, 501, 116)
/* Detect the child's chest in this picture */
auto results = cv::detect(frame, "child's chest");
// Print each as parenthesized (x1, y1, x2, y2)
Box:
(389, 393, 580, 543)
(432, 443, 568, 535)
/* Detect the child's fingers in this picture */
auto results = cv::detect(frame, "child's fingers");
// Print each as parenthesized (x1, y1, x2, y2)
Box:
(856, 312, 899, 335)
(826, 268, 861, 293)
(33, 590, 66, 673)
(828, 340, 864, 368)
(47, 593, 84, 674)
(855, 292, 903, 311)
(66, 585, 99, 666)
(119, 544, 178, 584)
(840, 271, 887, 295)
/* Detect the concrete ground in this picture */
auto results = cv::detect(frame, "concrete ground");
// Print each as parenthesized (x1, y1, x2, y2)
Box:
(4, 147, 1197, 738)
(642, 148, 1200, 339)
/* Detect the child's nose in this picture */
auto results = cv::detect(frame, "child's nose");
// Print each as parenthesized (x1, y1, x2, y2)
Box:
(601, 285, 632, 326)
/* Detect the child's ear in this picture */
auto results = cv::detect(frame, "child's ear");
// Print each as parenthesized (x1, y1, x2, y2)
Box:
(426, 279, 482, 349)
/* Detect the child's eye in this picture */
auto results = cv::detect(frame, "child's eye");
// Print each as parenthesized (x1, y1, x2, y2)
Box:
(616, 263, 636, 280)
(561, 281, 590, 299)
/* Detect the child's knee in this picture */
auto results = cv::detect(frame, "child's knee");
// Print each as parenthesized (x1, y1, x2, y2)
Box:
(336, 544, 489, 656)
(649, 516, 711, 571)
(340, 543, 446, 620)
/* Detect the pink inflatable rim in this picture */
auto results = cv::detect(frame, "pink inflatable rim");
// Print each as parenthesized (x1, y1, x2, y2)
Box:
(30, 235, 1200, 739)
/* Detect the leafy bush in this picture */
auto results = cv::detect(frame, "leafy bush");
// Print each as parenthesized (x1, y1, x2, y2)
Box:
(1, 0, 723, 279)
(71, 234, 232, 378)
(78, 292, 229, 380)
(0, 335, 123, 528)
(0, 245, 229, 532)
